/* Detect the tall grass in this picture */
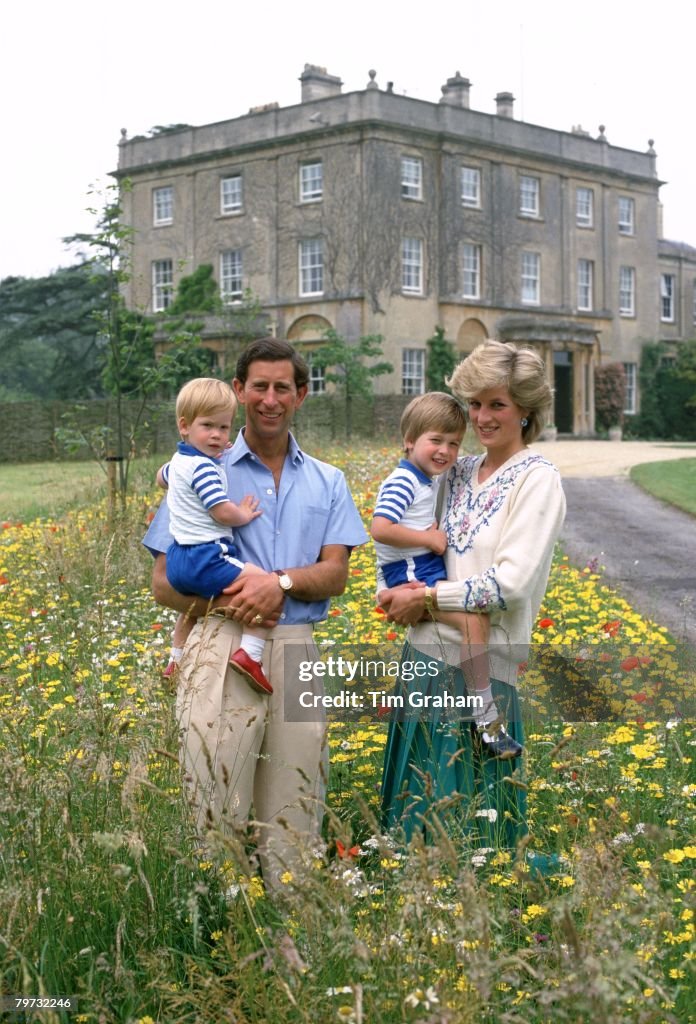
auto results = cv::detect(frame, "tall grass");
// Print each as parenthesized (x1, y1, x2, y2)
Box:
(0, 443, 693, 1023)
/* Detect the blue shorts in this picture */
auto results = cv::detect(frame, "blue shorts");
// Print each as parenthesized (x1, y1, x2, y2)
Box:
(166, 537, 245, 598)
(380, 551, 448, 588)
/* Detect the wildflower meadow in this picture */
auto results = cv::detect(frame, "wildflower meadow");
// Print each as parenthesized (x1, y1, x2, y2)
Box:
(0, 442, 694, 1024)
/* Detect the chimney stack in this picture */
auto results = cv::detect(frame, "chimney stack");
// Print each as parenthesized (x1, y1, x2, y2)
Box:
(495, 91, 515, 118)
(300, 64, 343, 102)
(440, 72, 471, 109)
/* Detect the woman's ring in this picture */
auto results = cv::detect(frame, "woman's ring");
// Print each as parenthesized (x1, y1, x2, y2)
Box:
(253, 613, 263, 625)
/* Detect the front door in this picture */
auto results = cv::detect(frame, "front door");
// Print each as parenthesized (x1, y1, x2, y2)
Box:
(553, 351, 573, 433)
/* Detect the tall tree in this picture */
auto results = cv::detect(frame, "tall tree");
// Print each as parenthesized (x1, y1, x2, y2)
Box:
(0, 264, 107, 400)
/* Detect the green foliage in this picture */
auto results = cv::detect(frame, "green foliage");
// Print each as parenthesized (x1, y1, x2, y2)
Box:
(57, 182, 214, 500)
(311, 329, 393, 437)
(594, 362, 626, 432)
(627, 340, 696, 440)
(0, 264, 108, 400)
(166, 263, 221, 316)
(425, 325, 457, 393)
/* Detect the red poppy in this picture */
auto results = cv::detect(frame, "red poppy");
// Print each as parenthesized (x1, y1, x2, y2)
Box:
(335, 839, 360, 860)
(538, 618, 554, 629)
(602, 620, 621, 637)
(330, 608, 342, 617)
(374, 606, 386, 616)
(0, 574, 8, 585)
(386, 631, 398, 641)
(621, 656, 640, 671)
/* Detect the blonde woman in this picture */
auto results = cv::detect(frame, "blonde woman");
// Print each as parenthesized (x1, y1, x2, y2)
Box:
(379, 339, 566, 850)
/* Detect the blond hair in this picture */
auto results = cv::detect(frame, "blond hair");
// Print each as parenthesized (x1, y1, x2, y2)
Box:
(447, 340, 552, 443)
(400, 392, 467, 450)
(175, 377, 237, 424)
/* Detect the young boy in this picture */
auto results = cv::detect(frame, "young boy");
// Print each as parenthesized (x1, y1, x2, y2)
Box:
(371, 392, 522, 759)
(157, 377, 273, 695)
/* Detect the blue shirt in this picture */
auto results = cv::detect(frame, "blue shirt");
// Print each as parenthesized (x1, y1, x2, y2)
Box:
(143, 429, 368, 624)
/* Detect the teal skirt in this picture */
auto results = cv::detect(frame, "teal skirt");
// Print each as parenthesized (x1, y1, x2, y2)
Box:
(380, 641, 527, 849)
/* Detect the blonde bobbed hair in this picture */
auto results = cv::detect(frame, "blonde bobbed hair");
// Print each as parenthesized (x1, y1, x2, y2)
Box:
(446, 339, 553, 444)
(175, 377, 237, 425)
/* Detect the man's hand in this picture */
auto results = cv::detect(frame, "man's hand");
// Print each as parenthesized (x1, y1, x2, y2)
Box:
(222, 572, 283, 627)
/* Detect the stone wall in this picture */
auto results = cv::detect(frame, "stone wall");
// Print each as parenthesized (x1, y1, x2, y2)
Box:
(0, 394, 413, 463)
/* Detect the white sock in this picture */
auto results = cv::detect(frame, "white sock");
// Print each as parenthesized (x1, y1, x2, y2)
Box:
(239, 634, 265, 662)
(170, 646, 185, 664)
(474, 684, 499, 729)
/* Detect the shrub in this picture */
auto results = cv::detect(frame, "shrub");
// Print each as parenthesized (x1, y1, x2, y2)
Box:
(594, 363, 626, 432)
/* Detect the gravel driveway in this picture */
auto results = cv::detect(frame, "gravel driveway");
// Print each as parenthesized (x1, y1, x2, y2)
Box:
(528, 440, 696, 643)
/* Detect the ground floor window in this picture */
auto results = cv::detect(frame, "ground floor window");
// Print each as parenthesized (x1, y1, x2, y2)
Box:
(402, 348, 425, 395)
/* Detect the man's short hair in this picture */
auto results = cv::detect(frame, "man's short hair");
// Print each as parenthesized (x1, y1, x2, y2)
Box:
(400, 392, 467, 444)
(235, 338, 309, 390)
(175, 377, 237, 424)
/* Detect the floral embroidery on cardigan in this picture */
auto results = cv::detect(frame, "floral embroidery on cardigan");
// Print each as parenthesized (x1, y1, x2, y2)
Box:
(444, 452, 553, 556)
(458, 567, 506, 612)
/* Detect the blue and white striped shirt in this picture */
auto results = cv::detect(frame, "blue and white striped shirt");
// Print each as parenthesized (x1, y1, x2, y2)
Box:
(163, 442, 231, 545)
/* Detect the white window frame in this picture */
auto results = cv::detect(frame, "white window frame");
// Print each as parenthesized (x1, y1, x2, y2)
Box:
(461, 166, 481, 208)
(299, 239, 324, 296)
(153, 186, 173, 226)
(576, 187, 594, 228)
(618, 196, 635, 235)
(622, 362, 637, 415)
(462, 243, 481, 299)
(401, 157, 423, 200)
(402, 348, 425, 395)
(220, 249, 243, 302)
(519, 175, 540, 217)
(619, 266, 636, 317)
(577, 259, 594, 311)
(401, 237, 423, 294)
(152, 259, 174, 312)
(220, 175, 243, 214)
(300, 161, 323, 203)
(521, 251, 540, 305)
(308, 362, 326, 395)
(660, 273, 675, 322)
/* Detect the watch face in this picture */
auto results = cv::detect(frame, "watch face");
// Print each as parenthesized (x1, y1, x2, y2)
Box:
(278, 573, 293, 592)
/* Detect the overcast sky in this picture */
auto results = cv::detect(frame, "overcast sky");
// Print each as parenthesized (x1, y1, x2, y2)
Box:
(2, 0, 693, 281)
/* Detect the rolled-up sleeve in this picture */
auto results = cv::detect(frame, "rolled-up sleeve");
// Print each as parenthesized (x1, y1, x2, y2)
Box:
(142, 500, 172, 558)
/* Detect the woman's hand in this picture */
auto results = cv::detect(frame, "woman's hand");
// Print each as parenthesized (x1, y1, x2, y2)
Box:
(379, 581, 428, 626)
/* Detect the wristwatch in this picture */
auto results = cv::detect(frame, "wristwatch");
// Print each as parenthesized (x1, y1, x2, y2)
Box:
(274, 569, 294, 593)
(423, 586, 436, 615)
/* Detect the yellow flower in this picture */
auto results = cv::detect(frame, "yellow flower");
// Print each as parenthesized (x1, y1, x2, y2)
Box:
(663, 849, 686, 864)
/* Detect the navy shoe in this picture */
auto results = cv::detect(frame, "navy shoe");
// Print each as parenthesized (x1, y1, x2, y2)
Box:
(478, 726, 523, 760)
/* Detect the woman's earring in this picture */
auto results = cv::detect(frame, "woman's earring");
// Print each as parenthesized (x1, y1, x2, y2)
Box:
(521, 417, 528, 427)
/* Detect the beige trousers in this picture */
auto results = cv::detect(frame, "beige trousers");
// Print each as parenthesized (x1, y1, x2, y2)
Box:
(175, 616, 328, 889)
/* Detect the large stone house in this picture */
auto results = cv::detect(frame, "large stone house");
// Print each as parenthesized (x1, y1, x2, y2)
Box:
(115, 64, 696, 434)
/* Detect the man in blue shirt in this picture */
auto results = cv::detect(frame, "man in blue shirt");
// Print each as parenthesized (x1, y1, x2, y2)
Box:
(144, 338, 367, 889)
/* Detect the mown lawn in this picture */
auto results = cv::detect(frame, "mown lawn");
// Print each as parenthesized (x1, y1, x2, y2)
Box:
(0, 441, 693, 1024)
(631, 457, 696, 517)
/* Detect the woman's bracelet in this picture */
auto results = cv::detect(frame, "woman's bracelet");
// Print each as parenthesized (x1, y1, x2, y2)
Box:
(424, 585, 438, 614)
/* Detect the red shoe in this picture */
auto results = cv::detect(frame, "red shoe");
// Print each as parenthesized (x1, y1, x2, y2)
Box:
(230, 648, 273, 695)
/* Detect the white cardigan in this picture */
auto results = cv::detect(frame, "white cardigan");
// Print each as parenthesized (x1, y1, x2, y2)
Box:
(409, 450, 566, 685)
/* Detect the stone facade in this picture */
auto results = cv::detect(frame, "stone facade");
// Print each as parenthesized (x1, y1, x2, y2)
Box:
(115, 64, 695, 434)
